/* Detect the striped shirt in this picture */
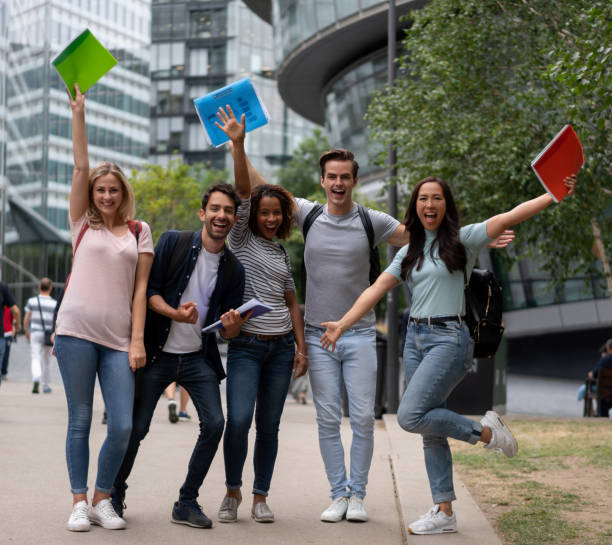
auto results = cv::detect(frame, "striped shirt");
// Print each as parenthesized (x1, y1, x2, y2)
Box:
(228, 198, 296, 335)
(25, 295, 57, 332)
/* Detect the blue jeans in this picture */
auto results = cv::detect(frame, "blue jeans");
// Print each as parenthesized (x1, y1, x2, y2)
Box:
(397, 322, 482, 504)
(113, 351, 224, 502)
(223, 332, 294, 496)
(305, 325, 377, 500)
(55, 335, 135, 494)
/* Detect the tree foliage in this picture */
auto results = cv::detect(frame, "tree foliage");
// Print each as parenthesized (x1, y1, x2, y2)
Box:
(367, 0, 611, 287)
(131, 159, 229, 243)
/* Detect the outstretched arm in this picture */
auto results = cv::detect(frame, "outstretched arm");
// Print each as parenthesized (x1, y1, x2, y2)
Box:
(486, 176, 577, 239)
(215, 106, 250, 198)
(320, 272, 400, 352)
(68, 84, 90, 222)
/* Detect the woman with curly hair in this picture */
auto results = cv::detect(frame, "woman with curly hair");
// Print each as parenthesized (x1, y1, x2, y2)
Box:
(54, 84, 154, 532)
(215, 107, 307, 524)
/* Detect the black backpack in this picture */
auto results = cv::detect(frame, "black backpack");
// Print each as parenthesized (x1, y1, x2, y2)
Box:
(302, 203, 381, 285)
(464, 268, 505, 358)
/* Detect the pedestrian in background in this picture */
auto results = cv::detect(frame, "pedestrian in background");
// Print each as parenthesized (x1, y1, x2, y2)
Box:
(23, 277, 56, 393)
(0, 283, 21, 387)
(2, 306, 16, 380)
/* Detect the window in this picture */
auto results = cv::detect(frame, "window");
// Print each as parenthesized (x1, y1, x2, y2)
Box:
(189, 48, 208, 76)
(189, 8, 227, 38)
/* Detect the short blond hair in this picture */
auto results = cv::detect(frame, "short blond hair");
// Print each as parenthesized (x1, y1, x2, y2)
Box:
(86, 162, 135, 229)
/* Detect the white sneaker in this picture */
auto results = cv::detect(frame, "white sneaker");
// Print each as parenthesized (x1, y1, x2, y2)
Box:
(408, 505, 457, 535)
(481, 410, 518, 458)
(89, 498, 127, 530)
(320, 497, 349, 522)
(346, 496, 367, 522)
(67, 500, 90, 532)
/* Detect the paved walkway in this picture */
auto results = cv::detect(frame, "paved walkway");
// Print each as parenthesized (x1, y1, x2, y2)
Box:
(0, 371, 501, 545)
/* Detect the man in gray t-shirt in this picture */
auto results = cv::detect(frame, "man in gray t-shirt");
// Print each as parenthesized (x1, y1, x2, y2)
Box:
(242, 145, 409, 522)
(295, 149, 408, 523)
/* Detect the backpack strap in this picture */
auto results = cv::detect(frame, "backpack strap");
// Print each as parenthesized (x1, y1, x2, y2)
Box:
(302, 203, 323, 241)
(127, 220, 142, 246)
(357, 204, 375, 249)
(73, 222, 89, 256)
(357, 204, 381, 284)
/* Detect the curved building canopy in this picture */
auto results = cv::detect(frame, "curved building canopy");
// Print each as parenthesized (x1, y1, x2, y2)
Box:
(245, 0, 425, 124)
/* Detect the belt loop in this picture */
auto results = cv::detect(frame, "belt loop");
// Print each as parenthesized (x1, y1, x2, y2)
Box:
(427, 316, 431, 327)
(457, 314, 461, 324)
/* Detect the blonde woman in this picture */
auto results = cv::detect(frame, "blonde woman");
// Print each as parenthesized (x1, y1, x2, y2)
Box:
(54, 84, 154, 532)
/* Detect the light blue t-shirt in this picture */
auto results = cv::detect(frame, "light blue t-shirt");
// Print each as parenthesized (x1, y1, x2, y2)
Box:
(385, 221, 492, 318)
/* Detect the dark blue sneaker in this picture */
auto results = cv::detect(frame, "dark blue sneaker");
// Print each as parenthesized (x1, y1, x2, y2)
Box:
(171, 500, 212, 529)
(110, 485, 127, 518)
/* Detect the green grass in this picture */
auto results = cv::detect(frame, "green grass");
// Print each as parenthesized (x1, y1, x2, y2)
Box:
(450, 418, 612, 545)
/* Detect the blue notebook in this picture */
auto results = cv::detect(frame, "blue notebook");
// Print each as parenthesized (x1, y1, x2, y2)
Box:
(193, 78, 270, 147)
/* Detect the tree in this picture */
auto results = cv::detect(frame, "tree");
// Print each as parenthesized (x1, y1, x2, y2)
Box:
(367, 0, 611, 293)
(131, 159, 229, 242)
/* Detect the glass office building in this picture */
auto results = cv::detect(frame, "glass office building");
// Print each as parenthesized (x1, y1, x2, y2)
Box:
(150, 0, 314, 182)
(0, 0, 150, 290)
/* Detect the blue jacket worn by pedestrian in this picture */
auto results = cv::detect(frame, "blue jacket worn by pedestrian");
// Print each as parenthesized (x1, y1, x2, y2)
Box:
(144, 230, 245, 381)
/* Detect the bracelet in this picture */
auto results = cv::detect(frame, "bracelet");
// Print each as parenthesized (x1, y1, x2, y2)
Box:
(297, 352, 308, 359)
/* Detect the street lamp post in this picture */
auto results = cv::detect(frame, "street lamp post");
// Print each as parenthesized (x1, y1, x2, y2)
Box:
(385, 0, 400, 413)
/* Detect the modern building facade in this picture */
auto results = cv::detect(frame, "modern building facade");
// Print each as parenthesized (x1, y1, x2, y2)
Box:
(149, 0, 314, 182)
(0, 0, 151, 292)
(245, 0, 612, 381)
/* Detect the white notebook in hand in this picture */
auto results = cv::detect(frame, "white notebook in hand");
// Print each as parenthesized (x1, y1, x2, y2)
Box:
(201, 298, 274, 333)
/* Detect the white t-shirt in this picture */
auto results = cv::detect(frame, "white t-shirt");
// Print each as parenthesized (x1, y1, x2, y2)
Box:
(163, 246, 221, 354)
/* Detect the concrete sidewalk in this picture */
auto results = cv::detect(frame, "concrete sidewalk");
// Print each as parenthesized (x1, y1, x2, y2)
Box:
(0, 378, 501, 545)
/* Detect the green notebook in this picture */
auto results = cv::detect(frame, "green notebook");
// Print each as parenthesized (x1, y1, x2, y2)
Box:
(52, 29, 118, 99)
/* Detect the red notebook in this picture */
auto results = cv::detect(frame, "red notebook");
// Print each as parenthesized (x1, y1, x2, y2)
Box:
(531, 125, 584, 202)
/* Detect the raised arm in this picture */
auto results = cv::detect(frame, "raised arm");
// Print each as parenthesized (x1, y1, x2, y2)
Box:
(486, 176, 577, 239)
(320, 272, 400, 352)
(215, 106, 249, 198)
(68, 84, 90, 222)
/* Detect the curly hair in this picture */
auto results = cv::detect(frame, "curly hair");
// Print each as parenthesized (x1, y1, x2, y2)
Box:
(400, 176, 467, 280)
(86, 162, 135, 229)
(248, 185, 295, 240)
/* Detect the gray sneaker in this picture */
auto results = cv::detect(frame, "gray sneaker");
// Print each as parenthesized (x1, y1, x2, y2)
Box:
(481, 410, 518, 458)
(251, 502, 275, 523)
(408, 505, 457, 535)
(217, 496, 241, 523)
(320, 497, 349, 522)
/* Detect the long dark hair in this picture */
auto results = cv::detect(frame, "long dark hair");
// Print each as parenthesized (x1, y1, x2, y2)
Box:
(249, 185, 295, 240)
(400, 176, 467, 280)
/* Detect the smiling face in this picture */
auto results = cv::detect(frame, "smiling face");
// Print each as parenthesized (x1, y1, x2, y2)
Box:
(256, 196, 283, 240)
(199, 190, 237, 241)
(416, 181, 447, 231)
(321, 159, 358, 214)
(92, 173, 124, 221)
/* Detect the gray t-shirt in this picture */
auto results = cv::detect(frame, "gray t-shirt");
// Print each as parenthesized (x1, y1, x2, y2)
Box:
(294, 198, 400, 328)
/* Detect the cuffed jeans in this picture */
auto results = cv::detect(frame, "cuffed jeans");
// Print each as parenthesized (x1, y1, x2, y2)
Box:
(305, 325, 377, 500)
(113, 351, 224, 502)
(30, 331, 53, 386)
(397, 322, 482, 504)
(55, 335, 134, 494)
(223, 332, 294, 496)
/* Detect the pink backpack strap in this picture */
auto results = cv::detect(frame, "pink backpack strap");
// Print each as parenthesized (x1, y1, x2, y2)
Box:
(73, 222, 89, 256)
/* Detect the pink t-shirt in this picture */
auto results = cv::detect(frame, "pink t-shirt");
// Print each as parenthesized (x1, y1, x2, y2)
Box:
(55, 216, 154, 351)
